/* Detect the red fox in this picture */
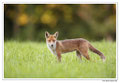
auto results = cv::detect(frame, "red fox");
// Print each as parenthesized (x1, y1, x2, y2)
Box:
(45, 31, 105, 62)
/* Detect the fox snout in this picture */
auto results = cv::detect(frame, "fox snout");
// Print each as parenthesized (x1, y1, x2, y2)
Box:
(51, 44, 53, 47)
(48, 43, 54, 47)
(47, 42, 56, 48)
(50, 44, 54, 48)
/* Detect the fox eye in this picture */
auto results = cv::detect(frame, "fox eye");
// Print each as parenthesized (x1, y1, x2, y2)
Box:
(48, 40, 51, 42)
(53, 40, 55, 42)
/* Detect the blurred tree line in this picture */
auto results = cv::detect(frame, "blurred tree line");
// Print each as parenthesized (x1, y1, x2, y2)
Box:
(4, 4, 116, 42)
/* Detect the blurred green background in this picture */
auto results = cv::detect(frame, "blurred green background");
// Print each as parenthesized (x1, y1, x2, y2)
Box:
(4, 4, 116, 42)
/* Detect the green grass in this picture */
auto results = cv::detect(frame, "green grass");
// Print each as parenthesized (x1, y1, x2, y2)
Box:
(4, 41, 116, 78)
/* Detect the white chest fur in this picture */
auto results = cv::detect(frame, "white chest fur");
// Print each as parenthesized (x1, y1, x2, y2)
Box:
(47, 43, 57, 56)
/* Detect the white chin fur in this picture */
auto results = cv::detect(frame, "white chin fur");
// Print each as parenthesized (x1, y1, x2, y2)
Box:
(46, 42, 57, 56)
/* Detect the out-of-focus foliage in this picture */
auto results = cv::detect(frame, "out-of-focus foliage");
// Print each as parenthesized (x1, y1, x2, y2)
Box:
(4, 4, 116, 41)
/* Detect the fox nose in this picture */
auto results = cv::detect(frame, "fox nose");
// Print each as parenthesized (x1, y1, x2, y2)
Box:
(51, 44, 53, 47)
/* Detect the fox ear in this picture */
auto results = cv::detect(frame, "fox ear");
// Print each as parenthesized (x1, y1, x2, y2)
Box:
(45, 31, 50, 38)
(54, 32, 59, 38)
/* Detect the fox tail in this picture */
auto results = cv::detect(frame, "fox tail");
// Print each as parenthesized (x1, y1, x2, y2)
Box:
(88, 43, 106, 62)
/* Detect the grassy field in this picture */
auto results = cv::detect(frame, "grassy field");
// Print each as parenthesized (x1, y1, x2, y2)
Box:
(4, 41, 116, 78)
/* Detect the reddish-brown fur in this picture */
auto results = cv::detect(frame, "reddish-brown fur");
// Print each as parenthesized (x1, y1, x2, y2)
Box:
(45, 31, 106, 62)
(46, 35, 56, 43)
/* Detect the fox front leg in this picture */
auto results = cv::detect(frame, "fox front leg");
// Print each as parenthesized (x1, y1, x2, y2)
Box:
(56, 52, 61, 62)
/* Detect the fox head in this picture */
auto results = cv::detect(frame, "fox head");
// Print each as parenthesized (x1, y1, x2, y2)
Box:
(45, 31, 59, 49)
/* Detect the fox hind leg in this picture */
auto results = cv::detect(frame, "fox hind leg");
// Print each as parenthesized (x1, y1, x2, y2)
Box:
(82, 52, 90, 60)
(79, 47, 90, 60)
(76, 51, 82, 60)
